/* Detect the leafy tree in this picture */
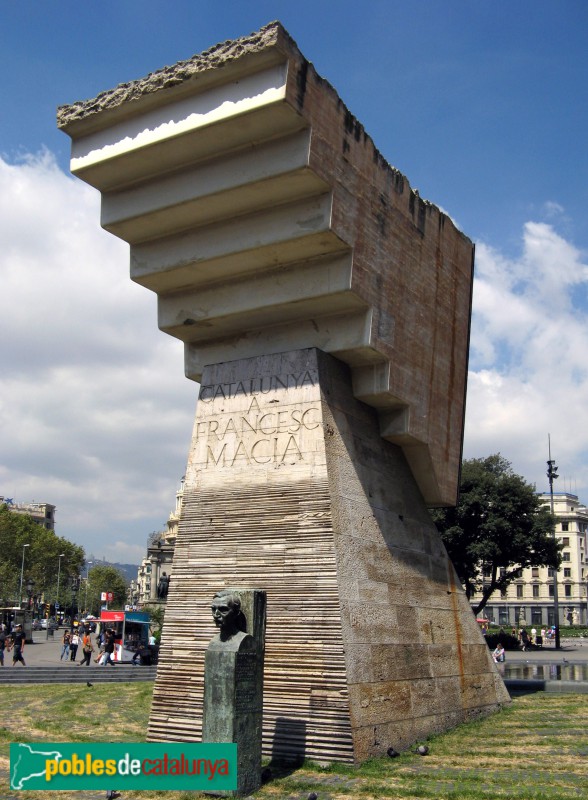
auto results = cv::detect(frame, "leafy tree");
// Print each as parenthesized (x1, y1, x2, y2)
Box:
(142, 603, 166, 643)
(0, 505, 85, 609)
(83, 564, 128, 615)
(431, 454, 561, 615)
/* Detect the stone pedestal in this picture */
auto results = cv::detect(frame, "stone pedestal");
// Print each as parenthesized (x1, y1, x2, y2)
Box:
(148, 348, 509, 763)
(203, 589, 266, 796)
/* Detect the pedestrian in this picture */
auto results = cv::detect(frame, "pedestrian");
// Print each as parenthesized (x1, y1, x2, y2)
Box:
(78, 631, 94, 666)
(70, 631, 80, 662)
(10, 624, 26, 666)
(103, 629, 116, 666)
(0, 627, 6, 667)
(520, 628, 530, 651)
(60, 630, 71, 661)
(94, 640, 105, 664)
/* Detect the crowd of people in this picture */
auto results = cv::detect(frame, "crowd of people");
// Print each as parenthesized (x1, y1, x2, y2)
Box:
(60, 626, 118, 666)
(1, 619, 157, 667)
(515, 626, 554, 651)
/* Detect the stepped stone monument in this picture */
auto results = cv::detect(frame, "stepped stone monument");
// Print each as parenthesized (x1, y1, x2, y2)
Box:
(58, 22, 509, 764)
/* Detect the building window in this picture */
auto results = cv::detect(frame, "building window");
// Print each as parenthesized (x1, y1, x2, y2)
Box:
(549, 585, 554, 597)
(563, 552, 571, 562)
(564, 568, 572, 578)
(516, 584, 523, 598)
(562, 536, 570, 545)
(532, 584, 540, 598)
(561, 523, 569, 532)
(532, 607, 542, 624)
(548, 568, 555, 578)
(531, 567, 539, 578)
(564, 584, 572, 597)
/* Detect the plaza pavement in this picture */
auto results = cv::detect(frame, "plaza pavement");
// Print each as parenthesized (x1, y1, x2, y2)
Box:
(11, 630, 588, 668)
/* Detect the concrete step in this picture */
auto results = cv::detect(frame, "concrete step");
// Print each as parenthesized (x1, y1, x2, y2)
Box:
(0, 665, 157, 684)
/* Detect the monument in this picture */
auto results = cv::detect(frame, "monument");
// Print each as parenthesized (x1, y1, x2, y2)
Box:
(58, 22, 509, 764)
(203, 589, 266, 796)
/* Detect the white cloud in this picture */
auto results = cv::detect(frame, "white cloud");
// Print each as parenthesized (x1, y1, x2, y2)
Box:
(0, 152, 197, 562)
(465, 219, 588, 497)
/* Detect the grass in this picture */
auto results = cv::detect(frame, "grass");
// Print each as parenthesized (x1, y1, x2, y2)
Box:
(0, 683, 587, 799)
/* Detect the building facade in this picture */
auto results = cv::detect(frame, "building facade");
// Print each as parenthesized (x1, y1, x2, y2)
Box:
(1, 498, 56, 531)
(132, 477, 184, 607)
(479, 492, 587, 627)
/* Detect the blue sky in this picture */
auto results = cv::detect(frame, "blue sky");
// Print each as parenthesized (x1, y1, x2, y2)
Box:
(1, 2, 587, 563)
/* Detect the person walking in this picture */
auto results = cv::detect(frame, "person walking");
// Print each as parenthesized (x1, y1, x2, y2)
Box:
(0, 627, 6, 667)
(70, 631, 80, 662)
(10, 624, 26, 666)
(60, 630, 71, 661)
(103, 629, 116, 666)
(78, 631, 94, 666)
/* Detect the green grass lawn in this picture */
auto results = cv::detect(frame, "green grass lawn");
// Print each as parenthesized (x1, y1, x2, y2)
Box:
(1, 683, 586, 799)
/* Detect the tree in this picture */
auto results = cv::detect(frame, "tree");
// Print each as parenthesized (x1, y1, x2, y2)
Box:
(0, 505, 85, 609)
(431, 454, 561, 615)
(83, 564, 128, 615)
(142, 603, 166, 643)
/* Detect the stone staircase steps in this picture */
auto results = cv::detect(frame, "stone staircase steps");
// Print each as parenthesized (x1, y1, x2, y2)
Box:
(0, 665, 157, 685)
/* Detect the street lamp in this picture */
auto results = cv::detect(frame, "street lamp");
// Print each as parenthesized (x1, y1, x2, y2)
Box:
(84, 561, 93, 615)
(547, 435, 561, 650)
(49, 553, 66, 641)
(56, 554, 65, 611)
(18, 544, 30, 607)
(25, 578, 35, 609)
(70, 575, 81, 623)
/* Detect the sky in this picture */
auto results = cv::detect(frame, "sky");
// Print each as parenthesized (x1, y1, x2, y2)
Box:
(1, 1, 587, 565)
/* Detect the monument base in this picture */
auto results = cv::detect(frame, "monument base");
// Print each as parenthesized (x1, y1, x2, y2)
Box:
(148, 348, 509, 763)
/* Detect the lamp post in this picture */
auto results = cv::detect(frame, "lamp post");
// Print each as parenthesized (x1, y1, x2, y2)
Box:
(25, 578, 35, 609)
(49, 554, 66, 640)
(70, 575, 81, 624)
(18, 544, 30, 607)
(547, 435, 561, 650)
(56, 554, 65, 612)
(84, 561, 93, 616)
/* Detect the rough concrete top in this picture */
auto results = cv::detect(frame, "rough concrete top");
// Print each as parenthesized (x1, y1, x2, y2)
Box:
(57, 21, 292, 131)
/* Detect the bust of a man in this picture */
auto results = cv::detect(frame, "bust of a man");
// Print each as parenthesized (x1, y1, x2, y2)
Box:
(209, 589, 252, 649)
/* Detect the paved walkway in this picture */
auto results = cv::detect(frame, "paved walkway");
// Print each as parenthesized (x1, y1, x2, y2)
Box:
(12, 631, 587, 666)
(505, 637, 588, 663)
(5, 630, 129, 668)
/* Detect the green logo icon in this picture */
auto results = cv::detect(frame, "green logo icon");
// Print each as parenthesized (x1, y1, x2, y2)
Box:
(10, 742, 237, 791)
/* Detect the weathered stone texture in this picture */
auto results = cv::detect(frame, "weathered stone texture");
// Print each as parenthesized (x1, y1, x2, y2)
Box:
(147, 349, 508, 763)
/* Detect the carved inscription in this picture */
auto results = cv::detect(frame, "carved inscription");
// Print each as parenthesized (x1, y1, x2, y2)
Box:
(196, 370, 321, 468)
(235, 652, 259, 713)
(198, 370, 317, 402)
